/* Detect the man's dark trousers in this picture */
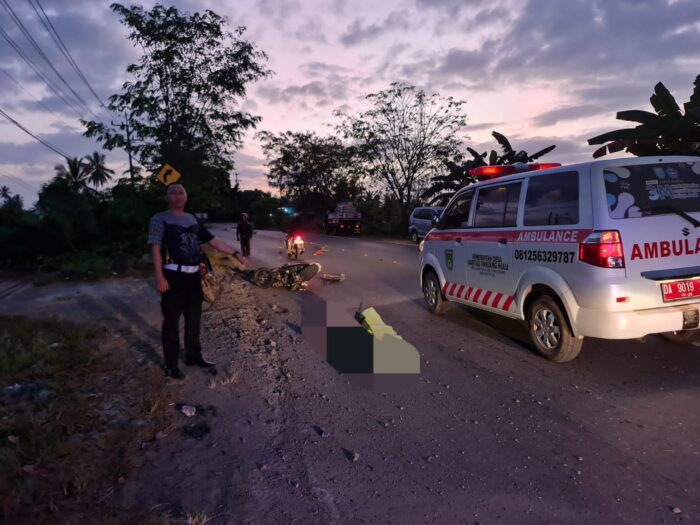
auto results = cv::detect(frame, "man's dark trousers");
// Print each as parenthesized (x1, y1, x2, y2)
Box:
(161, 270, 203, 369)
(240, 236, 251, 256)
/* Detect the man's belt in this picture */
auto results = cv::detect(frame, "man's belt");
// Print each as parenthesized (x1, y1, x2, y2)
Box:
(163, 263, 200, 273)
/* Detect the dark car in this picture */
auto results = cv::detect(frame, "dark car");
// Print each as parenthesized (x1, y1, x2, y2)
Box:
(408, 206, 444, 243)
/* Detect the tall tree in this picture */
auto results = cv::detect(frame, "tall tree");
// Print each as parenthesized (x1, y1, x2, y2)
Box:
(258, 130, 362, 212)
(54, 157, 88, 190)
(84, 151, 115, 188)
(588, 75, 700, 157)
(83, 4, 270, 207)
(336, 82, 467, 224)
(0, 185, 10, 202)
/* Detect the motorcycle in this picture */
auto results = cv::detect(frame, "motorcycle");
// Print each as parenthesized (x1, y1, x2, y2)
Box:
(254, 262, 321, 291)
(286, 234, 305, 260)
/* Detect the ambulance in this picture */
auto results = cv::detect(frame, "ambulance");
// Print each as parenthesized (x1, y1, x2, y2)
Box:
(419, 156, 700, 362)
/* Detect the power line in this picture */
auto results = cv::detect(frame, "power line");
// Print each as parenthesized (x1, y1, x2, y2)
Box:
(1, 65, 69, 121)
(0, 0, 102, 122)
(0, 105, 72, 158)
(0, 23, 86, 119)
(0, 173, 40, 195)
(29, 0, 113, 119)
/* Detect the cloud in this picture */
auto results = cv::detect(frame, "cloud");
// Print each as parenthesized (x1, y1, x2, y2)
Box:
(414, 0, 485, 15)
(340, 11, 411, 47)
(294, 19, 328, 43)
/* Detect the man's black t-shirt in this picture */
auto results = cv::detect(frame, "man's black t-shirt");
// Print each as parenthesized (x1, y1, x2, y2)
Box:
(148, 211, 214, 266)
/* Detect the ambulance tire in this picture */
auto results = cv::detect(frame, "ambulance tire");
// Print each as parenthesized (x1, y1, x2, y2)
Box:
(528, 295, 582, 362)
(423, 271, 449, 315)
(659, 330, 697, 344)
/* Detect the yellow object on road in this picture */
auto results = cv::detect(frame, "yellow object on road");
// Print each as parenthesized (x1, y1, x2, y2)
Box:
(358, 307, 420, 374)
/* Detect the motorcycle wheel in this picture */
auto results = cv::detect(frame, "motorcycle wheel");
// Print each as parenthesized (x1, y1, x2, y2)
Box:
(254, 268, 273, 288)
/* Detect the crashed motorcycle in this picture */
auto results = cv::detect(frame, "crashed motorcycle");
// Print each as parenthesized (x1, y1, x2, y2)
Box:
(254, 262, 321, 291)
(286, 234, 305, 260)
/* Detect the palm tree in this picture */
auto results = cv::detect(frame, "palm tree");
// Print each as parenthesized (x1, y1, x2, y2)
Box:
(54, 157, 88, 189)
(0, 185, 10, 202)
(83, 151, 115, 188)
(422, 131, 556, 205)
(588, 74, 700, 158)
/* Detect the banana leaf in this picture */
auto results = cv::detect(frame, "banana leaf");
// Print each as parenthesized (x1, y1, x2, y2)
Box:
(587, 125, 661, 145)
(650, 82, 682, 118)
(528, 144, 556, 160)
(491, 131, 513, 155)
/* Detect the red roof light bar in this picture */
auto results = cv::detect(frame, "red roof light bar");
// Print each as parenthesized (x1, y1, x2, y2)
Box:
(469, 162, 562, 180)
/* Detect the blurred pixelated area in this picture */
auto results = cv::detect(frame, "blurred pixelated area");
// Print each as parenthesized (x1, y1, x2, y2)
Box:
(301, 292, 420, 376)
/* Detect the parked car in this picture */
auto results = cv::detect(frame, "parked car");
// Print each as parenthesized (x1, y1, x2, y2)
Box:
(420, 157, 700, 362)
(409, 207, 444, 243)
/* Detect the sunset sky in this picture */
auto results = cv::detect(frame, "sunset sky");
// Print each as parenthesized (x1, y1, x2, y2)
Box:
(2, 0, 700, 205)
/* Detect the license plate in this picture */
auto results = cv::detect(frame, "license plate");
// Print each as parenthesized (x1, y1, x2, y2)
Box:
(661, 278, 700, 302)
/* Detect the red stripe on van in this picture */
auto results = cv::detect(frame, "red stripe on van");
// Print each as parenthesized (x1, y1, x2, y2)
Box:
(441, 281, 449, 295)
(448, 283, 457, 296)
(502, 296, 514, 312)
(472, 289, 482, 303)
(456, 284, 465, 298)
(481, 291, 492, 305)
(424, 229, 592, 244)
(491, 292, 503, 308)
(465, 287, 473, 300)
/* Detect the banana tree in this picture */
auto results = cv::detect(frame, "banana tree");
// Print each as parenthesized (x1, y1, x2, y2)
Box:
(588, 75, 700, 158)
(423, 131, 556, 205)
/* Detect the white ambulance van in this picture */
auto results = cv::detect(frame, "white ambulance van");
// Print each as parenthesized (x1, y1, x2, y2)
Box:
(419, 157, 700, 362)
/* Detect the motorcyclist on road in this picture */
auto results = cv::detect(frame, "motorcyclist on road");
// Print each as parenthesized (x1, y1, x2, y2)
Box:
(284, 214, 303, 253)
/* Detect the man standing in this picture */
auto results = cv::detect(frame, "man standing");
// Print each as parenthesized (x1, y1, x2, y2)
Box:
(148, 183, 245, 379)
(236, 212, 253, 257)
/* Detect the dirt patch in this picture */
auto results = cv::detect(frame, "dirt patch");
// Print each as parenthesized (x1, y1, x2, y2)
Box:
(0, 316, 178, 524)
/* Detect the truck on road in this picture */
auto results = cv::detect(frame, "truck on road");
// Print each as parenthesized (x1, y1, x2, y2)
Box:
(324, 202, 362, 235)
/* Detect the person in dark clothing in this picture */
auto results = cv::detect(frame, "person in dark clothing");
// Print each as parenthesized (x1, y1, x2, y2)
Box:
(236, 212, 253, 256)
(148, 183, 246, 379)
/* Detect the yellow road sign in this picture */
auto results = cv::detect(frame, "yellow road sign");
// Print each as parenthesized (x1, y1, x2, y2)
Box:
(156, 163, 181, 185)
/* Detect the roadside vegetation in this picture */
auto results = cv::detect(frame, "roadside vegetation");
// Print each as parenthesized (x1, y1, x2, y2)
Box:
(2, 1, 700, 273)
(0, 316, 175, 524)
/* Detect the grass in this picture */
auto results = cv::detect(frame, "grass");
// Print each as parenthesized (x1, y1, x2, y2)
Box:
(0, 316, 175, 524)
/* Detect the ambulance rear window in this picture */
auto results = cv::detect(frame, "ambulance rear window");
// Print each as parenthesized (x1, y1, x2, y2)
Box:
(604, 162, 700, 219)
(524, 171, 579, 226)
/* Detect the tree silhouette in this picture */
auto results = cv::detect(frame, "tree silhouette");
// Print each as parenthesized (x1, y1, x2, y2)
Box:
(588, 75, 700, 157)
(84, 151, 115, 188)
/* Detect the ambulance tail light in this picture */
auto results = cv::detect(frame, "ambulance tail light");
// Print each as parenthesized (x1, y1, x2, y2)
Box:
(469, 162, 562, 180)
(579, 230, 625, 268)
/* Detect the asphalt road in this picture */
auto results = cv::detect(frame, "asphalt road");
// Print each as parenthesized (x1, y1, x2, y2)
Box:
(211, 225, 700, 524)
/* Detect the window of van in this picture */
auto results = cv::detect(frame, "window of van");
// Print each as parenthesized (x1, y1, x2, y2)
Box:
(473, 182, 522, 228)
(604, 162, 700, 219)
(443, 192, 473, 229)
(524, 171, 579, 226)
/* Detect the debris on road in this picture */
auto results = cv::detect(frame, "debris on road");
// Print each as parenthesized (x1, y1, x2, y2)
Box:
(321, 273, 345, 283)
(182, 422, 210, 440)
(179, 404, 197, 417)
(312, 245, 330, 256)
(342, 448, 360, 462)
(270, 303, 289, 314)
(313, 425, 330, 438)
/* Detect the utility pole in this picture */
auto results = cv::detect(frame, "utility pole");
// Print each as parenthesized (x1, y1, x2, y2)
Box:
(111, 111, 135, 183)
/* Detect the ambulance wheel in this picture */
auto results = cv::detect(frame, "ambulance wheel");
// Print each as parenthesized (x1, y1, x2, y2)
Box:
(659, 330, 697, 344)
(410, 230, 419, 243)
(423, 271, 449, 315)
(528, 296, 582, 362)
